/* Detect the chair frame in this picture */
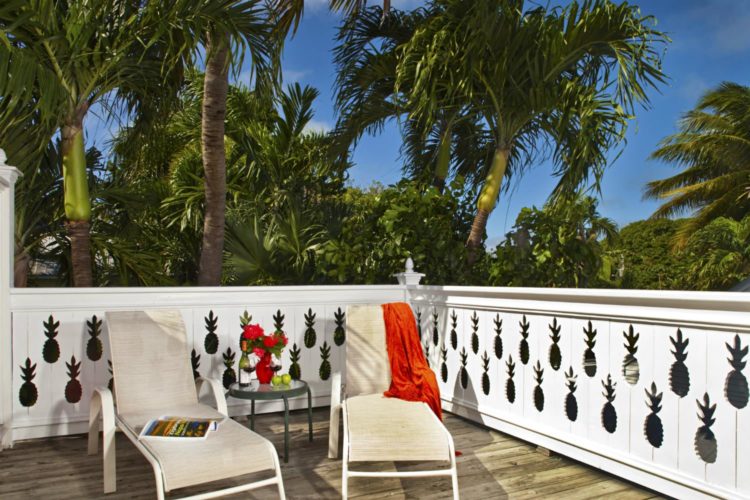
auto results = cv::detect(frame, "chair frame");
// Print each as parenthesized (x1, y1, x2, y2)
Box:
(88, 376, 285, 500)
(328, 372, 459, 500)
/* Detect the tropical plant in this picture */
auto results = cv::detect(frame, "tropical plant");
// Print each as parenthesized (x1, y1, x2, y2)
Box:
(0, 0, 264, 286)
(396, 0, 668, 260)
(646, 83, 750, 243)
(678, 215, 750, 290)
(489, 196, 618, 287)
(333, 6, 492, 191)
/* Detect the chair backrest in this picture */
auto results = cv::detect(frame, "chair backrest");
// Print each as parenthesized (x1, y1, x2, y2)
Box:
(106, 310, 197, 415)
(345, 305, 391, 397)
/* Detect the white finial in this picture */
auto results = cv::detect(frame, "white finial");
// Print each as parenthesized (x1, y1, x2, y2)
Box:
(394, 256, 424, 286)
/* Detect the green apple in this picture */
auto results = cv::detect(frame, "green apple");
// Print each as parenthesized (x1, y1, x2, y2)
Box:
(281, 373, 292, 385)
(271, 375, 282, 386)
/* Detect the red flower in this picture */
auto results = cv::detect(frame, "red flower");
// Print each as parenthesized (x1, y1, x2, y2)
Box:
(252, 347, 265, 358)
(263, 335, 278, 348)
(242, 324, 264, 340)
(281, 334, 288, 346)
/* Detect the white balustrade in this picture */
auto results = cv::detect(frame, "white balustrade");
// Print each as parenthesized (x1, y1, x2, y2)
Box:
(409, 285, 750, 500)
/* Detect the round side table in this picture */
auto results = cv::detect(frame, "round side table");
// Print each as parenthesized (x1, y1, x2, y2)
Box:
(227, 380, 312, 462)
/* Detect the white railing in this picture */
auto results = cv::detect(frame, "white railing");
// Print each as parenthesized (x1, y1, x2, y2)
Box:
(7, 285, 406, 441)
(409, 286, 750, 500)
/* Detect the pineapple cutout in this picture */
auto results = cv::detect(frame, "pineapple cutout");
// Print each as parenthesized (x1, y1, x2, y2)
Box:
(519, 315, 530, 365)
(191, 349, 200, 379)
(669, 329, 690, 397)
(319, 341, 331, 380)
(459, 348, 468, 390)
(107, 359, 114, 393)
(273, 309, 285, 332)
(694, 393, 717, 463)
(622, 325, 640, 385)
(334, 308, 346, 346)
(601, 375, 617, 433)
(481, 351, 491, 396)
(644, 382, 664, 448)
(424, 341, 430, 363)
(725, 334, 748, 409)
(204, 310, 219, 355)
(416, 308, 422, 339)
(505, 356, 516, 403)
(564, 367, 578, 422)
(533, 361, 544, 412)
(86, 315, 103, 361)
(19, 358, 38, 407)
(449, 311, 458, 350)
(440, 345, 448, 383)
(470, 311, 480, 355)
(582, 321, 597, 377)
(432, 309, 439, 347)
(548, 318, 562, 371)
(65, 356, 82, 404)
(239, 310, 252, 349)
(289, 343, 302, 380)
(493, 315, 503, 359)
(42, 314, 60, 363)
(304, 308, 317, 348)
(222, 348, 237, 389)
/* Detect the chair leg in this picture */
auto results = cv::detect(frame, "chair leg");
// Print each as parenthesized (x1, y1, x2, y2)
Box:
(89, 388, 117, 493)
(328, 404, 340, 459)
(341, 407, 349, 499)
(268, 439, 286, 500)
(448, 433, 459, 500)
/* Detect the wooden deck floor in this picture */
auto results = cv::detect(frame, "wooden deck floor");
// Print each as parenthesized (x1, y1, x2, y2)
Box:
(0, 409, 660, 499)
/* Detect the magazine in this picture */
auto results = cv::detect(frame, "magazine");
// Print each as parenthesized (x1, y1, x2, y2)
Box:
(138, 416, 225, 441)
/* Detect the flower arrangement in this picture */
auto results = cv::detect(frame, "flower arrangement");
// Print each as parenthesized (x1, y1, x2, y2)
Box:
(240, 324, 288, 384)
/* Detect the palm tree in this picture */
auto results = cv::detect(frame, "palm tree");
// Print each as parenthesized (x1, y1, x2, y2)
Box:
(198, 2, 276, 285)
(0, 0, 269, 286)
(646, 82, 750, 244)
(334, 6, 493, 192)
(396, 0, 668, 260)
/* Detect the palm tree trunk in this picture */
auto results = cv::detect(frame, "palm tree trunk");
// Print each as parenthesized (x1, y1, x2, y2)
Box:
(433, 121, 452, 192)
(466, 147, 509, 263)
(198, 33, 230, 286)
(61, 118, 93, 287)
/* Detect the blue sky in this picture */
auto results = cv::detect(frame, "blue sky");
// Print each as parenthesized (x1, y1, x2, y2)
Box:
(84, 0, 750, 246)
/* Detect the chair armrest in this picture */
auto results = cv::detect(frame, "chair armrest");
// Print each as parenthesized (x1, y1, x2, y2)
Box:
(88, 386, 117, 493)
(196, 377, 228, 417)
(328, 372, 342, 458)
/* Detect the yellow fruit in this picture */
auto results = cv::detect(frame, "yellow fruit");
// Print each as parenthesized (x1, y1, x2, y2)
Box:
(271, 375, 282, 386)
(281, 373, 292, 385)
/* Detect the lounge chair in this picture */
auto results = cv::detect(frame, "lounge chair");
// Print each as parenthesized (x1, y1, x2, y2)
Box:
(87, 310, 285, 499)
(328, 305, 459, 499)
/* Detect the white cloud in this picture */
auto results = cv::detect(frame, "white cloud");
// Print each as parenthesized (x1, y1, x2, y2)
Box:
(283, 68, 309, 84)
(678, 75, 710, 102)
(302, 119, 332, 135)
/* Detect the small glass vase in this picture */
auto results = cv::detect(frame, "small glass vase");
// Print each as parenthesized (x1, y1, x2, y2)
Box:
(256, 352, 274, 384)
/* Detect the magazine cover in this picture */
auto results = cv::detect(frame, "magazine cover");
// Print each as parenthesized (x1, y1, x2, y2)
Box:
(139, 416, 224, 440)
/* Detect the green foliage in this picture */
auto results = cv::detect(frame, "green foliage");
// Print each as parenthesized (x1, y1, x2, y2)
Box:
(319, 179, 484, 284)
(679, 216, 750, 290)
(609, 219, 688, 290)
(488, 196, 617, 287)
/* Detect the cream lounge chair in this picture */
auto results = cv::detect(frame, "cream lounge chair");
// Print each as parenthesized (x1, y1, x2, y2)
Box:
(328, 305, 459, 499)
(87, 310, 285, 500)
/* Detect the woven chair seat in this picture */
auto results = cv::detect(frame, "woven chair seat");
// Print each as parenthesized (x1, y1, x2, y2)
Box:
(345, 394, 451, 463)
(119, 403, 275, 491)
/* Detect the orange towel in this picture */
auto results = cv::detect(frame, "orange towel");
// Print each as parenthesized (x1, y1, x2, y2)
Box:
(382, 302, 443, 420)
